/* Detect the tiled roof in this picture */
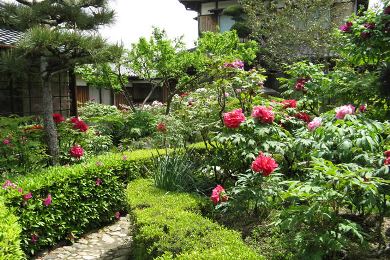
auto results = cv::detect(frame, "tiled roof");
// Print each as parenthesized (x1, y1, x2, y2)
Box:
(0, 28, 23, 46)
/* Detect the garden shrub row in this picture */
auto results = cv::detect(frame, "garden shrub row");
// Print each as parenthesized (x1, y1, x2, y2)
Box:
(126, 179, 263, 260)
(0, 198, 24, 260)
(0, 143, 206, 256)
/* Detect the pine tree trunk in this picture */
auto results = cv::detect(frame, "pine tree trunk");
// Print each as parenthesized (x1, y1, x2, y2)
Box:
(41, 64, 60, 165)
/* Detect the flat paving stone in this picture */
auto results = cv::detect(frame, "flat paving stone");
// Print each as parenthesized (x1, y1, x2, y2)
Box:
(34, 217, 132, 260)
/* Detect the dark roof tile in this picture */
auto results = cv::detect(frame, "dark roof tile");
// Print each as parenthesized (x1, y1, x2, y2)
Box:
(0, 28, 23, 46)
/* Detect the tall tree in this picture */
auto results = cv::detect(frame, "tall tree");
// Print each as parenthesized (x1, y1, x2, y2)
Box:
(0, 0, 122, 165)
(239, 0, 337, 68)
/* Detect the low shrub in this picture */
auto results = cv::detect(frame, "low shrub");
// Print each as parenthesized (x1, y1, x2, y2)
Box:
(1, 149, 156, 256)
(126, 179, 263, 260)
(0, 198, 24, 260)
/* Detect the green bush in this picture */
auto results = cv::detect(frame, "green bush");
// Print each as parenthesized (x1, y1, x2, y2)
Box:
(0, 198, 24, 260)
(126, 179, 262, 260)
(1, 149, 156, 256)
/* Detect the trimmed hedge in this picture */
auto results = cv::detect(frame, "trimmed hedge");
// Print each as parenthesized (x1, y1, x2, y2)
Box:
(0, 198, 24, 260)
(127, 179, 263, 260)
(0, 144, 206, 256)
(1, 149, 163, 256)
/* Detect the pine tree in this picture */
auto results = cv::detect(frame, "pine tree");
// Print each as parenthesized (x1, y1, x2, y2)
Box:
(0, 0, 122, 165)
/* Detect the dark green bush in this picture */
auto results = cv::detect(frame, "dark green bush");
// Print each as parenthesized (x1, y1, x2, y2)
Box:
(0, 198, 24, 260)
(126, 179, 262, 260)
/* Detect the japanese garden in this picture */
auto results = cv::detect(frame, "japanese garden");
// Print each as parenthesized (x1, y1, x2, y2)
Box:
(0, 0, 390, 259)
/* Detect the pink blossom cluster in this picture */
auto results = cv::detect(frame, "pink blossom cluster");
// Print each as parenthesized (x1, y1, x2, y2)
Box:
(223, 109, 246, 128)
(308, 117, 322, 131)
(281, 99, 297, 109)
(335, 104, 355, 119)
(251, 152, 278, 177)
(210, 185, 228, 205)
(252, 106, 274, 124)
(223, 60, 244, 70)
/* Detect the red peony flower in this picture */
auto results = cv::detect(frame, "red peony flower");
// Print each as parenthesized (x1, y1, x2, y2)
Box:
(281, 99, 297, 109)
(339, 21, 353, 32)
(52, 113, 65, 124)
(223, 109, 246, 128)
(252, 106, 274, 124)
(364, 23, 376, 30)
(385, 6, 390, 15)
(359, 104, 367, 113)
(360, 31, 371, 39)
(210, 185, 228, 205)
(295, 112, 311, 123)
(43, 194, 52, 206)
(251, 152, 278, 177)
(73, 119, 89, 132)
(70, 145, 84, 159)
(384, 150, 390, 158)
(31, 234, 39, 244)
(70, 117, 79, 124)
(385, 157, 390, 165)
(156, 122, 167, 133)
(294, 78, 309, 91)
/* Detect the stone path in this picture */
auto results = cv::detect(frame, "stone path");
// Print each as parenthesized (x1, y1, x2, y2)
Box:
(35, 216, 132, 260)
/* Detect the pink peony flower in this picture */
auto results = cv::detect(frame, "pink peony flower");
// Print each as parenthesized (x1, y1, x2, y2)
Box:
(115, 211, 121, 220)
(96, 178, 102, 186)
(156, 122, 167, 133)
(252, 106, 274, 124)
(360, 31, 371, 39)
(43, 194, 52, 206)
(251, 152, 278, 177)
(335, 104, 355, 119)
(359, 104, 367, 113)
(339, 21, 353, 32)
(2, 180, 16, 189)
(295, 112, 311, 123)
(308, 117, 322, 131)
(281, 99, 297, 109)
(223, 109, 246, 128)
(52, 113, 65, 124)
(210, 185, 228, 205)
(23, 192, 32, 201)
(224, 60, 244, 69)
(31, 234, 38, 244)
(2, 139, 10, 145)
(17, 187, 23, 193)
(70, 145, 84, 159)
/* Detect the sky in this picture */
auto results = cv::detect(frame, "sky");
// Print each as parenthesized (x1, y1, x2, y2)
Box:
(99, 0, 199, 48)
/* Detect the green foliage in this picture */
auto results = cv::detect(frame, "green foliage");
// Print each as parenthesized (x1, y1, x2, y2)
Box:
(0, 117, 49, 178)
(0, 198, 24, 260)
(75, 63, 128, 92)
(126, 179, 263, 260)
(150, 149, 197, 192)
(336, 4, 390, 66)
(240, 0, 336, 67)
